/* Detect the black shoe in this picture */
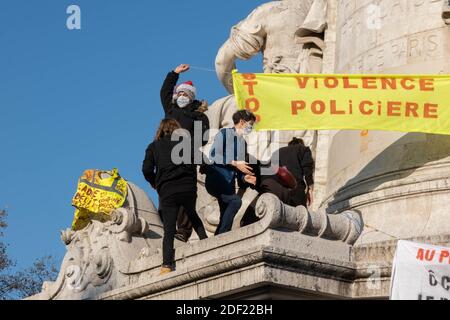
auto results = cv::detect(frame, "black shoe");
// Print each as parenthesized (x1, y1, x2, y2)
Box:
(174, 233, 188, 242)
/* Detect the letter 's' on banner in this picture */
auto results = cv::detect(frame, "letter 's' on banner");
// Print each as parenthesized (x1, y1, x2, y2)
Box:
(232, 71, 450, 135)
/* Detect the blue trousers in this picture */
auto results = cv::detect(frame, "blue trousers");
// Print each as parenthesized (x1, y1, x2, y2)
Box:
(214, 193, 242, 235)
(205, 177, 242, 235)
(205, 171, 242, 235)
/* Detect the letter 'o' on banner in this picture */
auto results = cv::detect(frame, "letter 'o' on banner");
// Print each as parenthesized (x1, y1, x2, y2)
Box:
(232, 71, 450, 135)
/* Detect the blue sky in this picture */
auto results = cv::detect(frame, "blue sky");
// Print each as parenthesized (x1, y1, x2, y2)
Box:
(0, 0, 266, 270)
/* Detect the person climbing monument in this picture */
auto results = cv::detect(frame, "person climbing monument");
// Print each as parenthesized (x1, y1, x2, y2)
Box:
(160, 64, 210, 242)
(160, 63, 209, 142)
(142, 119, 208, 275)
(241, 137, 315, 227)
(204, 110, 258, 235)
(276, 137, 315, 207)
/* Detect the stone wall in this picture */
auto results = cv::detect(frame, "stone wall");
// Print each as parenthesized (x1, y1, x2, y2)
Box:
(315, 0, 450, 245)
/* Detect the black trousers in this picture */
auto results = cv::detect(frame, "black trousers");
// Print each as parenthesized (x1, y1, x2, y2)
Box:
(176, 207, 193, 242)
(159, 191, 207, 267)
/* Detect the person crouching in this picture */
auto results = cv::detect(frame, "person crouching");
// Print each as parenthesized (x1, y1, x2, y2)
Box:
(204, 110, 257, 235)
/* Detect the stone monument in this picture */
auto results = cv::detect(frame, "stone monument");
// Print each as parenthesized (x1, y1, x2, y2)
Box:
(317, 0, 450, 246)
(199, 0, 327, 232)
(28, 0, 450, 300)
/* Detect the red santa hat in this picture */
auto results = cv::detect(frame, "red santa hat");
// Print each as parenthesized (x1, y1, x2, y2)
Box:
(175, 81, 197, 100)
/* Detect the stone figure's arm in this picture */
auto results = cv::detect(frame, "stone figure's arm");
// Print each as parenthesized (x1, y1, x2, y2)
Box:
(299, 0, 328, 35)
(295, 0, 328, 74)
(160, 71, 180, 114)
(301, 147, 315, 188)
(215, 4, 269, 93)
(215, 41, 238, 93)
(142, 145, 156, 188)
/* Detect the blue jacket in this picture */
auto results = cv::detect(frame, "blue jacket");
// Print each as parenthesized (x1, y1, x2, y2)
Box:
(206, 128, 248, 196)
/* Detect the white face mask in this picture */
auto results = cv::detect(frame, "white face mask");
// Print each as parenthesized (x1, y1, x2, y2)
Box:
(177, 96, 191, 108)
(243, 124, 254, 135)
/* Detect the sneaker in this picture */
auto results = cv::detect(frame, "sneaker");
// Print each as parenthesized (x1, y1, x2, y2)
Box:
(159, 266, 173, 275)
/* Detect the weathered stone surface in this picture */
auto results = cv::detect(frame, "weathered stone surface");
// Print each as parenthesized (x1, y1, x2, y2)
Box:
(316, 0, 450, 245)
(95, 192, 361, 300)
(29, 183, 182, 300)
(28, 191, 364, 300)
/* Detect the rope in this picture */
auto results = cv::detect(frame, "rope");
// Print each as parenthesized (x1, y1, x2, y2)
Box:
(189, 65, 234, 75)
(363, 223, 400, 240)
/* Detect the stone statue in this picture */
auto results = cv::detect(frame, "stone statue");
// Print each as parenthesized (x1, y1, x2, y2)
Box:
(216, 0, 327, 93)
(31, 183, 184, 300)
(28, 0, 450, 300)
(207, 0, 328, 156)
(29, 181, 362, 300)
(199, 0, 328, 232)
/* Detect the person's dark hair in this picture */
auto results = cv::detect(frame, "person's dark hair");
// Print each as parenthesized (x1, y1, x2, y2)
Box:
(155, 118, 181, 141)
(288, 137, 305, 146)
(232, 110, 257, 125)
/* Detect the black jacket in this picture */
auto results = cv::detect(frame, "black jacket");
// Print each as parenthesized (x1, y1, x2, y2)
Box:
(272, 145, 314, 188)
(142, 135, 196, 194)
(160, 71, 209, 146)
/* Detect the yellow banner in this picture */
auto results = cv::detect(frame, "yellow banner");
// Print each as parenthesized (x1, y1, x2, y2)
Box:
(71, 168, 128, 230)
(232, 72, 450, 135)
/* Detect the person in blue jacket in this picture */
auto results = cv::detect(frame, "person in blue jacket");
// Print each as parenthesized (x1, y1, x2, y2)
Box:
(205, 110, 257, 235)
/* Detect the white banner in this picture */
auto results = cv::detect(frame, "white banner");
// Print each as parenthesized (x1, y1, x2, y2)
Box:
(390, 240, 450, 300)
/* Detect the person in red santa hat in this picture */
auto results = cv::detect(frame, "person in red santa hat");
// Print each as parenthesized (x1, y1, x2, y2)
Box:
(160, 64, 209, 138)
(158, 64, 210, 243)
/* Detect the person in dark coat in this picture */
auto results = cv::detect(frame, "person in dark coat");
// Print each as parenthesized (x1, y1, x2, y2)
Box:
(241, 137, 315, 227)
(272, 137, 315, 207)
(205, 110, 257, 235)
(160, 64, 210, 242)
(160, 64, 209, 146)
(142, 119, 208, 275)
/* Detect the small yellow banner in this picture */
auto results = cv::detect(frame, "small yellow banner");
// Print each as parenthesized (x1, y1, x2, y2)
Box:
(71, 168, 127, 230)
(232, 72, 450, 135)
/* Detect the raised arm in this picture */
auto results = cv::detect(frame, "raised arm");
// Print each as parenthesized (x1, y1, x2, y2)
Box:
(160, 64, 190, 113)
